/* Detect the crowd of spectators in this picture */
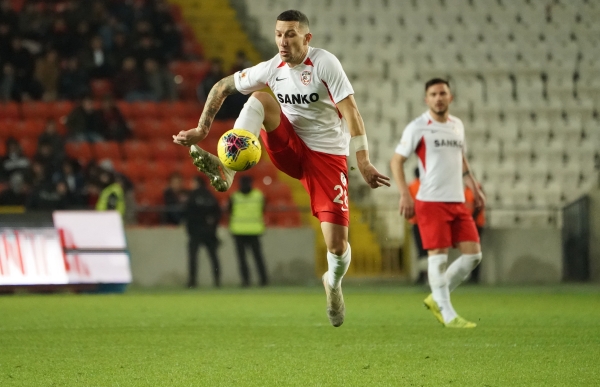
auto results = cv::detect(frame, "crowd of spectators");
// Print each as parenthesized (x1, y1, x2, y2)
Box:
(0, 0, 183, 103)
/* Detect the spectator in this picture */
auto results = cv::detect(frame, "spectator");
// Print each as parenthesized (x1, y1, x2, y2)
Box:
(163, 172, 188, 225)
(158, 22, 182, 61)
(0, 172, 28, 206)
(53, 159, 85, 207)
(1, 138, 30, 182)
(143, 58, 177, 101)
(229, 50, 252, 74)
(18, 2, 48, 43)
(34, 49, 60, 101)
(0, 0, 18, 31)
(26, 179, 71, 211)
(185, 176, 222, 288)
(228, 176, 268, 287)
(38, 119, 66, 160)
(95, 168, 126, 217)
(58, 57, 90, 100)
(26, 160, 49, 190)
(0, 21, 13, 59)
(113, 56, 144, 100)
(98, 16, 126, 51)
(80, 35, 115, 79)
(7, 36, 42, 100)
(65, 96, 104, 142)
(111, 31, 131, 70)
(197, 58, 239, 119)
(134, 35, 161, 66)
(34, 139, 63, 178)
(49, 17, 77, 58)
(98, 96, 131, 141)
(0, 62, 19, 101)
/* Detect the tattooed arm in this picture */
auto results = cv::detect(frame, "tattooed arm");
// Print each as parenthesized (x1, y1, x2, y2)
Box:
(173, 75, 239, 146)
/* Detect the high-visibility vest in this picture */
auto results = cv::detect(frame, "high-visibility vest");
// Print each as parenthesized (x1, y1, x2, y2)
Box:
(229, 189, 265, 235)
(96, 183, 126, 217)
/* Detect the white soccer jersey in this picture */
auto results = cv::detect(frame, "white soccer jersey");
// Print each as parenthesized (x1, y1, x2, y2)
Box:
(234, 46, 354, 155)
(395, 111, 466, 202)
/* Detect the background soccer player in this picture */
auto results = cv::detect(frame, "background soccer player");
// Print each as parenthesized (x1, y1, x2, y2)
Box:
(390, 78, 485, 328)
(173, 10, 390, 327)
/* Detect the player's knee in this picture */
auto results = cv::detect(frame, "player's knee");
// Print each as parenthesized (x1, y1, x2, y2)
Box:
(464, 253, 482, 269)
(327, 240, 348, 256)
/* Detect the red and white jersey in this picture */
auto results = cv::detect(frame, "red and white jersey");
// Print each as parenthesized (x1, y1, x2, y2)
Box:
(234, 46, 354, 156)
(395, 111, 466, 202)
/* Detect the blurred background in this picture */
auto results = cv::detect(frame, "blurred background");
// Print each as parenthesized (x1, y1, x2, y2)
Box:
(0, 0, 599, 290)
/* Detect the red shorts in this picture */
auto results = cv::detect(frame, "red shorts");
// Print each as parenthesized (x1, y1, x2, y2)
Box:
(415, 200, 480, 250)
(260, 113, 349, 226)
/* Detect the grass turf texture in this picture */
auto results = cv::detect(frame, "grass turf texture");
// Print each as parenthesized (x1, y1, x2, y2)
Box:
(1, 285, 599, 386)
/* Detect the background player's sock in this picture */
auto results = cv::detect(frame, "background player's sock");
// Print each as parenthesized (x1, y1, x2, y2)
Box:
(233, 96, 264, 138)
(428, 254, 457, 323)
(326, 243, 351, 288)
(446, 253, 482, 292)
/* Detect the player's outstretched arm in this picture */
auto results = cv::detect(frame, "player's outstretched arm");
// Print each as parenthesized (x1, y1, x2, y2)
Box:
(390, 153, 414, 219)
(462, 154, 486, 209)
(336, 95, 390, 189)
(173, 75, 239, 147)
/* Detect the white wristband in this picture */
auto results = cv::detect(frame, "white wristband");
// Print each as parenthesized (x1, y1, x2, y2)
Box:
(350, 134, 368, 152)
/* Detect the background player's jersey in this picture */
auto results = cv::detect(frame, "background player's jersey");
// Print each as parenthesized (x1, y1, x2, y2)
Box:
(234, 46, 354, 156)
(395, 111, 466, 202)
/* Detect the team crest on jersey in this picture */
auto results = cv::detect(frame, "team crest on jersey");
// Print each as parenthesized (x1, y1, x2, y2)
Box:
(300, 70, 312, 85)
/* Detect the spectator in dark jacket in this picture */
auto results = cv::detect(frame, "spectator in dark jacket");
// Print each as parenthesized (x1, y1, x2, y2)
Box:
(163, 172, 188, 225)
(1, 138, 30, 182)
(98, 96, 131, 141)
(65, 96, 103, 142)
(58, 57, 90, 100)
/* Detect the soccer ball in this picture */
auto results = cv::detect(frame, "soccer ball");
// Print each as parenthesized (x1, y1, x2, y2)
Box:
(217, 129, 261, 171)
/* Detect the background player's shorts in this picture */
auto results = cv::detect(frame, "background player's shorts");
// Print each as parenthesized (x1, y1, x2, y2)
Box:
(260, 112, 349, 226)
(415, 200, 479, 250)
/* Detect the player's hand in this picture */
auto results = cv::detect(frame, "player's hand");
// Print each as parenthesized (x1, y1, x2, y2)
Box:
(172, 127, 207, 147)
(399, 195, 414, 219)
(359, 162, 391, 189)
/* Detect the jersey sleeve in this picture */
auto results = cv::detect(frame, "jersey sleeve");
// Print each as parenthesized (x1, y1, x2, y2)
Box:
(317, 52, 354, 103)
(234, 60, 271, 95)
(394, 123, 419, 158)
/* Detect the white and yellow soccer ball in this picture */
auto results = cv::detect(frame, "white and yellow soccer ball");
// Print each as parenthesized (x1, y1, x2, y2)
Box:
(217, 129, 261, 171)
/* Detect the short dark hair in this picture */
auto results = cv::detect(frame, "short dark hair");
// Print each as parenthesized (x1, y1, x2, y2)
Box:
(425, 78, 450, 92)
(276, 10, 309, 28)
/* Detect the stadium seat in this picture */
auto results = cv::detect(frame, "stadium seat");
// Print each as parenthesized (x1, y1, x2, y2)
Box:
(65, 142, 94, 165)
(92, 141, 122, 161)
(122, 140, 152, 160)
(133, 119, 163, 140)
(90, 79, 114, 99)
(147, 161, 175, 181)
(0, 102, 20, 120)
(48, 101, 74, 121)
(21, 102, 52, 120)
(10, 119, 46, 139)
(131, 102, 159, 119)
(150, 140, 182, 162)
(18, 138, 36, 158)
(119, 159, 151, 183)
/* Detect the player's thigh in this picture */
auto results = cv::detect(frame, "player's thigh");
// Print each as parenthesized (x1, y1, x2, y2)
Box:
(415, 201, 453, 251)
(321, 222, 348, 255)
(450, 203, 480, 249)
(251, 91, 280, 131)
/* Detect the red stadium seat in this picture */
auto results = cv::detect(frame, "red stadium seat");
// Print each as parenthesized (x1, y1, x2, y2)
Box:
(18, 138, 36, 158)
(65, 142, 94, 165)
(116, 101, 135, 120)
(90, 79, 114, 99)
(150, 140, 181, 162)
(177, 160, 198, 180)
(118, 159, 151, 183)
(21, 102, 52, 120)
(11, 119, 46, 139)
(131, 102, 159, 119)
(0, 102, 20, 120)
(122, 140, 152, 161)
(0, 138, 6, 156)
(48, 101, 74, 120)
(92, 141, 122, 161)
(147, 161, 175, 180)
(1, 119, 18, 138)
(134, 119, 163, 140)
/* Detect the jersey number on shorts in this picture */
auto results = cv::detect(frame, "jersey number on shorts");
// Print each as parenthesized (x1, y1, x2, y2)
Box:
(333, 185, 349, 212)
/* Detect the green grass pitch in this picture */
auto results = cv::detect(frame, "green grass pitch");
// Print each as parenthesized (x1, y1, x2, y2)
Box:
(1, 285, 599, 386)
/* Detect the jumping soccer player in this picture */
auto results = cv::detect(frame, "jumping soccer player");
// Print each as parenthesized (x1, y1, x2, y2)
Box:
(173, 10, 390, 327)
(390, 78, 485, 328)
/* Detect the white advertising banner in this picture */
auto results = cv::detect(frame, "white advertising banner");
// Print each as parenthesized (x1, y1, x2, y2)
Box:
(0, 228, 69, 285)
(52, 211, 132, 284)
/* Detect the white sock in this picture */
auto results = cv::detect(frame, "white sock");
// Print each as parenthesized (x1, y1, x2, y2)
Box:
(428, 254, 457, 323)
(326, 243, 351, 288)
(233, 96, 264, 138)
(446, 253, 482, 292)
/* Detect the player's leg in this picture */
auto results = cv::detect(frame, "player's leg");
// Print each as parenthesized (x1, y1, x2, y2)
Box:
(424, 246, 457, 324)
(189, 92, 281, 192)
(445, 206, 482, 291)
(187, 236, 201, 288)
(234, 235, 250, 287)
(321, 222, 350, 327)
(248, 235, 268, 286)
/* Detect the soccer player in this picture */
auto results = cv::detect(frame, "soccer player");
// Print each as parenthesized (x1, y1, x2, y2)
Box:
(390, 78, 485, 328)
(173, 10, 390, 327)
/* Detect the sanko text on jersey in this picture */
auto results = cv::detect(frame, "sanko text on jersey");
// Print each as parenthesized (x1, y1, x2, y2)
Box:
(277, 93, 320, 105)
(433, 139, 464, 148)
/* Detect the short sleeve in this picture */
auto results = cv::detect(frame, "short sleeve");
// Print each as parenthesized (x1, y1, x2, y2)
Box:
(394, 123, 419, 158)
(317, 52, 354, 103)
(234, 61, 270, 95)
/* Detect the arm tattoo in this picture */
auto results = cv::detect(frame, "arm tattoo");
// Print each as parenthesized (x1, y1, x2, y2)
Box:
(198, 75, 239, 133)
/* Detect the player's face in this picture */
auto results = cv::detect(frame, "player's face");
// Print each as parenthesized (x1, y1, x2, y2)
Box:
(425, 83, 453, 115)
(275, 21, 312, 65)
